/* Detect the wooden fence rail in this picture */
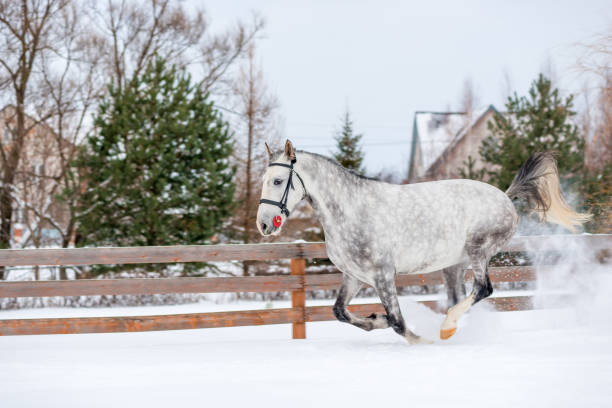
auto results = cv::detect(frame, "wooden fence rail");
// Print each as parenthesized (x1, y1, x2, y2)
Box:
(0, 235, 610, 337)
(0, 266, 544, 298)
(0, 234, 609, 267)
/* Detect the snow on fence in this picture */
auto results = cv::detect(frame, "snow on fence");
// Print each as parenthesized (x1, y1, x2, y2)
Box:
(0, 235, 610, 338)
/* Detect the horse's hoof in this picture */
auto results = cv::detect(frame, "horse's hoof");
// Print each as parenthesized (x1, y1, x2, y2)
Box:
(440, 327, 457, 340)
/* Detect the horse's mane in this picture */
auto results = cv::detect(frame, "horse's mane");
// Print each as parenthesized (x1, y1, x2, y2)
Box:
(269, 149, 379, 182)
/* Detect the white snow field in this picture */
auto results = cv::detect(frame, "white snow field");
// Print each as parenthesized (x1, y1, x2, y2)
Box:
(2, 285, 612, 408)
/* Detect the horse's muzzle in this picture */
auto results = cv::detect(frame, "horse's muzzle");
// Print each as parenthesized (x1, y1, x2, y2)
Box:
(257, 220, 278, 236)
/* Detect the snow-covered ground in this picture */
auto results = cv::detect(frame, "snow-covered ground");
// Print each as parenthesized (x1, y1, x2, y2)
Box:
(2, 290, 612, 408)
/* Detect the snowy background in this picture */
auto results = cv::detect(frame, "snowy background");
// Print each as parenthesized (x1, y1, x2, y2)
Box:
(2, 265, 612, 408)
(0, 1, 610, 406)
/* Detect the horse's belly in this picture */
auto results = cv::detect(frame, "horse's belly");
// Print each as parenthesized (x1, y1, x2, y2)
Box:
(399, 255, 467, 275)
(396, 242, 468, 275)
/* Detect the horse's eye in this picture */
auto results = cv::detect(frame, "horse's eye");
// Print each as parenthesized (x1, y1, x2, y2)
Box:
(273, 179, 283, 186)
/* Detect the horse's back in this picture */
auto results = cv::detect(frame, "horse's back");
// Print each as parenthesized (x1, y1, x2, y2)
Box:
(391, 179, 516, 274)
(399, 178, 515, 225)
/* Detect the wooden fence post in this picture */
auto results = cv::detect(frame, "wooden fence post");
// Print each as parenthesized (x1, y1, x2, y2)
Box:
(290, 258, 306, 339)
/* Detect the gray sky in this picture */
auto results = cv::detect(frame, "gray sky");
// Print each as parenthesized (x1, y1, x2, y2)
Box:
(203, 0, 611, 176)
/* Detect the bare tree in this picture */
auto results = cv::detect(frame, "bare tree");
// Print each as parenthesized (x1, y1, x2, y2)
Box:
(574, 27, 612, 233)
(34, 3, 105, 279)
(10, 115, 70, 279)
(458, 76, 479, 117)
(198, 13, 265, 97)
(0, 0, 72, 279)
(88, 0, 202, 90)
(0, 2, 99, 280)
(0, 2, 105, 281)
(231, 45, 279, 276)
(87, 0, 263, 95)
(576, 27, 612, 169)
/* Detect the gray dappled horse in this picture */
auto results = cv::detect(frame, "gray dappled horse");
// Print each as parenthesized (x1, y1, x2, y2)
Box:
(257, 140, 590, 344)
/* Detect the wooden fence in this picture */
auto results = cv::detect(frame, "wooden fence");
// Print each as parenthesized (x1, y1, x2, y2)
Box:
(0, 234, 610, 338)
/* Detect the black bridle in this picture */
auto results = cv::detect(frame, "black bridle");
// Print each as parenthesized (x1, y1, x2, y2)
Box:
(259, 158, 306, 217)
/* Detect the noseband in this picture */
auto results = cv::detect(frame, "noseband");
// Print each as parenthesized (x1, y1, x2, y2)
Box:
(259, 158, 306, 217)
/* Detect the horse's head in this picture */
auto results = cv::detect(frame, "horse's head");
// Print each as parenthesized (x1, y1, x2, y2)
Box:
(257, 139, 305, 236)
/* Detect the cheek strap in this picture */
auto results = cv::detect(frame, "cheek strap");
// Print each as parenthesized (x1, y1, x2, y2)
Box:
(259, 159, 306, 217)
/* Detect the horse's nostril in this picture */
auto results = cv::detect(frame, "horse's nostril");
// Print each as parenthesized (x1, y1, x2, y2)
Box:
(262, 223, 268, 232)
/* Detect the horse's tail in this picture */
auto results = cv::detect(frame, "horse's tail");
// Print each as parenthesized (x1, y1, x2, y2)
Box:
(505, 151, 591, 232)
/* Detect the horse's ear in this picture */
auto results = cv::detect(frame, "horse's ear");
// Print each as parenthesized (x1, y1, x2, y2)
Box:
(284, 139, 296, 161)
(264, 142, 272, 160)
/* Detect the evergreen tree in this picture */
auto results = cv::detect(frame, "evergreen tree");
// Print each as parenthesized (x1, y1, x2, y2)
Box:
(579, 162, 612, 233)
(459, 155, 486, 181)
(478, 74, 585, 190)
(333, 110, 365, 174)
(76, 58, 235, 274)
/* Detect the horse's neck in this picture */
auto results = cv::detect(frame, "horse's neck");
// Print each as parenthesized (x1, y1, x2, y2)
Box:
(296, 152, 361, 234)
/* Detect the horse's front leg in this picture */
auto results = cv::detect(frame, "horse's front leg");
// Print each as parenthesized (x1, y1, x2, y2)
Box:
(374, 270, 433, 345)
(333, 273, 389, 331)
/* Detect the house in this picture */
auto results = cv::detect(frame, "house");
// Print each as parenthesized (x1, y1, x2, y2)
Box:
(407, 105, 498, 182)
(0, 105, 72, 247)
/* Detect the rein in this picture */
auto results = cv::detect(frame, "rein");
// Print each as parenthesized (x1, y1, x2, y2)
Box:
(259, 158, 306, 217)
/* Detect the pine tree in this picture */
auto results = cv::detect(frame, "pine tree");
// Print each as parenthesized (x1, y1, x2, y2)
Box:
(76, 58, 235, 275)
(459, 155, 486, 181)
(478, 74, 585, 190)
(333, 110, 365, 174)
(580, 163, 612, 233)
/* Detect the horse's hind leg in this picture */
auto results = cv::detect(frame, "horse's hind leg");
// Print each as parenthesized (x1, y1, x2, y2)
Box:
(440, 240, 494, 340)
(333, 274, 389, 331)
(374, 271, 432, 345)
(441, 263, 468, 308)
